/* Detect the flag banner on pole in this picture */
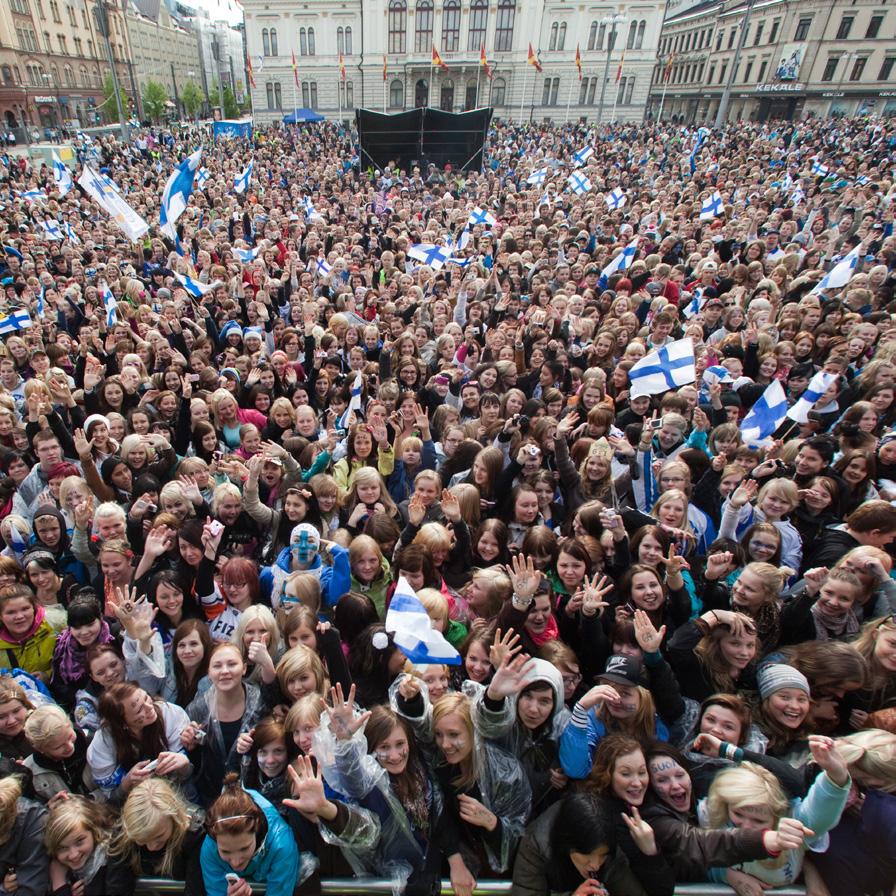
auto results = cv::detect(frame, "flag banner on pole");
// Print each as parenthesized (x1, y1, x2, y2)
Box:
(740, 380, 788, 447)
(174, 271, 220, 298)
(385, 576, 461, 665)
(527, 42, 543, 72)
(234, 161, 254, 195)
(786, 371, 836, 424)
(78, 165, 149, 242)
(52, 151, 73, 197)
(628, 338, 696, 399)
(810, 245, 862, 295)
(0, 310, 32, 335)
(615, 51, 625, 83)
(699, 191, 724, 220)
(480, 43, 493, 80)
(292, 51, 299, 87)
(246, 55, 257, 88)
(431, 45, 448, 70)
(338, 372, 364, 429)
(598, 236, 639, 289)
(575, 44, 582, 81)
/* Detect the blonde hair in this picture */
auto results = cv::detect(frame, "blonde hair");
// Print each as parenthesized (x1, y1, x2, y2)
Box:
(120, 434, 156, 465)
(44, 795, 113, 858)
(742, 561, 793, 601)
(275, 644, 328, 697)
(449, 483, 481, 528)
(109, 778, 194, 875)
(269, 397, 296, 424)
(413, 522, 454, 554)
(59, 476, 91, 510)
(160, 481, 194, 516)
(284, 693, 323, 735)
(232, 605, 282, 663)
(431, 692, 478, 790)
(212, 482, 242, 514)
(705, 762, 790, 828)
(0, 777, 22, 846)
(24, 703, 71, 748)
(836, 729, 896, 793)
(652, 488, 690, 525)
(757, 478, 798, 512)
(417, 587, 449, 630)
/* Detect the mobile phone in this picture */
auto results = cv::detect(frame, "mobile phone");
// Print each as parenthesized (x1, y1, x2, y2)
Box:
(212, 450, 223, 463)
(225, 873, 240, 884)
(188, 373, 200, 382)
(649, 416, 664, 431)
(208, 520, 225, 538)
(146, 504, 157, 514)
(144, 759, 158, 772)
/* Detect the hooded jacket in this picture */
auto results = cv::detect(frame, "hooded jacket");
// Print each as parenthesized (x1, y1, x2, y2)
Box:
(0, 796, 48, 896)
(200, 789, 300, 896)
(0, 604, 57, 680)
(260, 541, 352, 612)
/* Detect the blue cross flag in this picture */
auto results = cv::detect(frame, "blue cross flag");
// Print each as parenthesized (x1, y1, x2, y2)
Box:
(234, 161, 254, 195)
(787, 371, 836, 425)
(197, 167, 210, 188)
(467, 207, 497, 228)
(810, 244, 862, 295)
(314, 257, 332, 278)
(628, 338, 696, 399)
(36, 285, 45, 319)
(567, 172, 592, 195)
(689, 126, 711, 176)
(100, 282, 118, 328)
(0, 309, 32, 335)
(234, 246, 260, 264)
(52, 151, 73, 197)
(605, 188, 626, 210)
(699, 191, 724, 221)
(740, 380, 788, 447)
(41, 220, 62, 241)
(174, 271, 218, 298)
(598, 236, 640, 290)
(160, 148, 202, 239)
(526, 168, 548, 185)
(811, 159, 829, 177)
(338, 372, 364, 430)
(385, 575, 461, 665)
(407, 243, 451, 271)
(63, 221, 80, 244)
(573, 145, 594, 167)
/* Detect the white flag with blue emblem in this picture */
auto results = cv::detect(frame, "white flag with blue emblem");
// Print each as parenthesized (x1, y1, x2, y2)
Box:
(628, 338, 696, 399)
(467, 207, 496, 228)
(786, 371, 836, 424)
(234, 161, 254, 195)
(385, 576, 461, 665)
(740, 380, 788, 447)
(100, 281, 118, 327)
(810, 244, 862, 295)
(0, 309, 32, 335)
(77, 165, 149, 242)
(699, 191, 724, 221)
(63, 221, 80, 244)
(338, 372, 364, 430)
(197, 167, 210, 188)
(160, 148, 202, 239)
(313, 257, 332, 278)
(174, 271, 219, 298)
(52, 151, 73, 197)
(598, 236, 640, 289)
(407, 243, 451, 271)
(811, 159, 829, 177)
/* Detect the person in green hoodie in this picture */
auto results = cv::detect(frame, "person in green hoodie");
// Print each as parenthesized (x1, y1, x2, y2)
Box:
(0, 584, 57, 682)
(348, 534, 393, 618)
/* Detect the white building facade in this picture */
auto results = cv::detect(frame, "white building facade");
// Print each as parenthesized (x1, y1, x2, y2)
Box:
(242, 0, 665, 124)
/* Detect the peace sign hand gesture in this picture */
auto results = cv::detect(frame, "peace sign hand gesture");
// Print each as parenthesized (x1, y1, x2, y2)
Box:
(622, 806, 658, 856)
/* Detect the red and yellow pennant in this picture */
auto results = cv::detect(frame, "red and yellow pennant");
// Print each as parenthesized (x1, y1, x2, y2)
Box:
(291, 50, 299, 87)
(615, 50, 625, 83)
(527, 42, 542, 72)
(480, 43, 493, 80)
(339, 52, 347, 81)
(246, 54, 256, 88)
(383, 54, 388, 82)
(663, 53, 675, 83)
(575, 43, 582, 81)
(432, 44, 449, 70)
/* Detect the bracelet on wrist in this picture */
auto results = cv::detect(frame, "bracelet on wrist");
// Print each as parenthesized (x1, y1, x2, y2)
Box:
(511, 592, 533, 611)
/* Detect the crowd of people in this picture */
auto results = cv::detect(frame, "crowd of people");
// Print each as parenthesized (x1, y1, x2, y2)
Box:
(0, 113, 894, 896)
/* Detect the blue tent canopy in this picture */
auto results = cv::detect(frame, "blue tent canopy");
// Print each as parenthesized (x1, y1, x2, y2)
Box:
(283, 108, 325, 123)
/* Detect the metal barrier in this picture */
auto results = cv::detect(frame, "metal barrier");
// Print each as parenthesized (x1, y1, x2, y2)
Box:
(134, 878, 807, 895)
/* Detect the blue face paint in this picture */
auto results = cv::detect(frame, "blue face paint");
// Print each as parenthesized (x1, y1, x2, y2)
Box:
(293, 530, 317, 565)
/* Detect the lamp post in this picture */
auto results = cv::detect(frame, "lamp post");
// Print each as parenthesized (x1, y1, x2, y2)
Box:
(93, 0, 129, 140)
(597, 12, 626, 124)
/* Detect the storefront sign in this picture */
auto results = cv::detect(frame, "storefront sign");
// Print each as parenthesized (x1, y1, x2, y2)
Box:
(34, 95, 55, 103)
(756, 83, 805, 93)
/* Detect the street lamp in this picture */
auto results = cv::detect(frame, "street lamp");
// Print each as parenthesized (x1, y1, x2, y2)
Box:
(597, 12, 627, 124)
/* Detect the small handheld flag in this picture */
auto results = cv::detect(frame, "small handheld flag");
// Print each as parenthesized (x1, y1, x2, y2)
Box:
(605, 188, 626, 210)
(52, 151, 73, 197)
(100, 281, 118, 328)
(740, 380, 788, 447)
(174, 271, 220, 298)
(234, 161, 254, 195)
(628, 338, 696, 399)
(786, 371, 836, 425)
(338, 372, 364, 429)
(0, 310, 32, 335)
(467, 207, 496, 228)
(699, 191, 724, 220)
(160, 148, 202, 239)
(385, 576, 461, 665)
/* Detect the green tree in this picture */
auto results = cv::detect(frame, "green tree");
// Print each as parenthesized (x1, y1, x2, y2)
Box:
(181, 81, 203, 119)
(142, 80, 169, 122)
(223, 85, 239, 119)
(102, 73, 128, 123)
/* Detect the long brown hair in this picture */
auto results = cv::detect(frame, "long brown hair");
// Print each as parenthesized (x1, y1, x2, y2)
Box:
(431, 693, 478, 790)
(581, 733, 643, 798)
(205, 772, 267, 841)
(98, 682, 170, 770)
(596, 685, 658, 743)
(171, 619, 213, 706)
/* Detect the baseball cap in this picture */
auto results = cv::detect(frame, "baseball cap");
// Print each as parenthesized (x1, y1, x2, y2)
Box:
(599, 655, 643, 687)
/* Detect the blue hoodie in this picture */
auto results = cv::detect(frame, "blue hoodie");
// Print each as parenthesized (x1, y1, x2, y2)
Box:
(259, 542, 352, 611)
(200, 789, 300, 896)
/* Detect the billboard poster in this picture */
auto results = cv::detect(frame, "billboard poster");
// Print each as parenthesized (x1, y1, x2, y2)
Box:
(774, 44, 805, 81)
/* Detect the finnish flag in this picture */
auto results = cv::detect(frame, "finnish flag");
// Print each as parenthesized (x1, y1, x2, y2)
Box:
(41, 220, 63, 241)
(234, 161, 254, 195)
(174, 271, 218, 298)
(567, 172, 592, 195)
(385, 576, 461, 665)
(52, 151, 73, 197)
(338, 372, 364, 430)
(197, 167, 210, 188)
(810, 244, 862, 295)
(160, 148, 202, 239)
(408, 243, 452, 271)
(786, 371, 836, 424)
(605, 188, 626, 210)
(467, 207, 497, 228)
(234, 246, 260, 264)
(699, 191, 724, 220)
(63, 221, 80, 244)
(681, 290, 704, 319)
(314, 257, 332, 278)
(526, 168, 548, 185)
(100, 282, 118, 327)
(572, 145, 594, 167)
(598, 236, 640, 289)
(36, 285, 45, 319)
(740, 380, 788, 447)
(0, 309, 32, 334)
(811, 159, 829, 177)
(628, 338, 696, 399)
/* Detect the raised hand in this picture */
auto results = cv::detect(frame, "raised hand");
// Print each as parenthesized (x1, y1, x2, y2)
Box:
(621, 806, 658, 856)
(486, 653, 535, 700)
(730, 479, 758, 509)
(179, 474, 203, 504)
(440, 488, 461, 523)
(507, 553, 540, 602)
(659, 544, 691, 576)
(704, 551, 734, 581)
(692, 732, 723, 757)
(581, 574, 614, 617)
(808, 735, 850, 787)
(633, 608, 666, 653)
(489, 627, 522, 668)
(283, 755, 330, 819)
(578, 683, 622, 712)
(407, 494, 426, 527)
(328, 683, 371, 741)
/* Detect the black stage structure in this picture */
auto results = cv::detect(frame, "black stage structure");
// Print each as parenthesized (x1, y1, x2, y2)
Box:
(355, 106, 493, 173)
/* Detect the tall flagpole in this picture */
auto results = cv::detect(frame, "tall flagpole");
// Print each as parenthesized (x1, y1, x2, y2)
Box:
(657, 59, 670, 122)
(612, 67, 620, 122)
(383, 74, 386, 114)
(519, 64, 528, 124)
(565, 70, 574, 123)
(429, 53, 434, 107)
(476, 62, 481, 107)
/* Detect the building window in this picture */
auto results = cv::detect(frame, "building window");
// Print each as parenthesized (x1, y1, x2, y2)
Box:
(443, 0, 459, 52)
(491, 76, 505, 104)
(753, 21, 763, 44)
(866, 14, 884, 38)
(49, 0, 59, 21)
(626, 20, 636, 49)
(1, 65, 11, 85)
(541, 75, 558, 104)
(743, 60, 753, 81)
(715, 30, 723, 51)
(616, 75, 626, 104)
(636, 20, 645, 49)
(719, 62, 727, 83)
(337, 26, 344, 55)
(58, 34, 68, 53)
(707, 63, 716, 83)
(270, 27, 278, 55)
(835, 15, 853, 39)
(389, 77, 404, 107)
(299, 27, 306, 55)
(79, 65, 87, 87)
(769, 19, 779, 43)
(850, 56, 867, 80)
(494, 0, 515, 52)
(263, 28, 270, 55)
(388, 0, 406, 54)
(340, 81, 353, 106)
(468, 0, 487, 51)
(794, 17, 811, 40)
(344, 27, 352, 54)
(67, 5, 74, 26)
(74, 37, 82, 54)
(301, 81, 309, 106)
(727, 30, 736, 49)
(415, 0, 432, 53)
(558, 22, 566, 50)
(597, 23, 607, 49)
(757, 59, 767, 81)
(821, 55, 839, 81)
(587, 20, 598, 50)
(879, 57, 895, 80)
(265, 81, 281, 109)
(549, 22, 558, 50)
(301, 80, 318, 108)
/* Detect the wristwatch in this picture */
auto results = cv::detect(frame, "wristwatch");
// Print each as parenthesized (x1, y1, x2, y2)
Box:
(511, 592, 533, 612)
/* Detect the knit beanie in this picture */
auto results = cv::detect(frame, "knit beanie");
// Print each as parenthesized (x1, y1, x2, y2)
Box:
(757, 664, 810, 700)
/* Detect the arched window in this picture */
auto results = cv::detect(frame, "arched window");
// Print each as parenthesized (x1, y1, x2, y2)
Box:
(262, 28, 270, 56)
(344, 27, 352, 55)
(389, 77, 404, 107)
(275, 82, 282, 107)
(627, 20, 637, 49)
(307, 27, 314, 55)
(310, 82, 317, 107)
(494, 0, 515, 51)
(549, 22, 558, 50)
(301, 81, 309, 106)
(442, 0, 459, 52)
(79, 65, 88, 87)
(1, 66, 12, 85)
(636, 20, 646, 49)
(468, 0, 487, 51)
(337, 26, 344, 55)
(388, 0, 406, 54)
(588, 20, 598, 50)
(300, 28, 307, 56)
(270, 27, 278, 55)
(415, 0, 433, 54)
(491, 76, 506, 105)
(558, 22, 566, 50)
(266, 82, 274, 108)
(64, 64, 73, 86)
